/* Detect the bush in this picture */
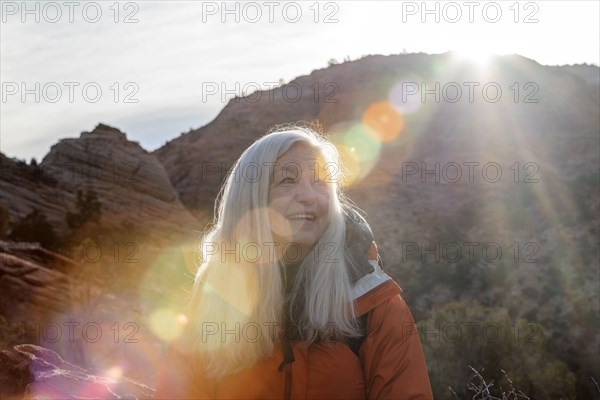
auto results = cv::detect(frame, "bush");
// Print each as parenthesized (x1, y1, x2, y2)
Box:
(0, 204, 10, 239)
(8, 209, 60, 250)
(66, 189, 102, 229)
(421, 301, 576, 399)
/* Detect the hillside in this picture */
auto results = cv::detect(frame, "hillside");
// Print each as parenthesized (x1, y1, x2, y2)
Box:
(153, 52, 600, 397)
(1, 53, 598, 398)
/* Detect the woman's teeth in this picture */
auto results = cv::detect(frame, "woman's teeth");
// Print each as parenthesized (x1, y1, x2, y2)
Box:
(288, 214, 315, 221)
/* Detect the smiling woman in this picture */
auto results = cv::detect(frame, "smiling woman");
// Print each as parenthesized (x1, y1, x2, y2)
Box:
(268, 143, 331, 260)
(156, 126, 433, 399)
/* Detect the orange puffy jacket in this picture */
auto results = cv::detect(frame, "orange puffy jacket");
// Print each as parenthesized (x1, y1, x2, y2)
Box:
(156, 243, 433, 400)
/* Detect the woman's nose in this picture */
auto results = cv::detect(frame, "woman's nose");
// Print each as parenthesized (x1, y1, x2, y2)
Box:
(294, 177, 318, 204)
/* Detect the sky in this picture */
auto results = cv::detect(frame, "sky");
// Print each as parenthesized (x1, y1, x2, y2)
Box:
(1, 0, 599, 161)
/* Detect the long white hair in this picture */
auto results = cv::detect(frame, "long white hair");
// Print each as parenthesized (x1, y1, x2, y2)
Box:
(188, 126, 360, 379)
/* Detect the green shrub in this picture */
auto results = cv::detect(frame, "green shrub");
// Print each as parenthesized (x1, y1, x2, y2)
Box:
(421, 301, 576, 399)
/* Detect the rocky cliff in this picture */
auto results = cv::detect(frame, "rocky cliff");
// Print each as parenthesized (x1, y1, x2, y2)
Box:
(1, 124, 200, 397)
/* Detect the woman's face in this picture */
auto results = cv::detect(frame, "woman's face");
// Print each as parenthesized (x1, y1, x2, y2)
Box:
(268, 143, 331, 262)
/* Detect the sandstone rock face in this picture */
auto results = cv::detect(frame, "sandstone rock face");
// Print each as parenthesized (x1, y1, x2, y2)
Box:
(0, 153, 68, 235)
(0, 241, 176, 393)
(0, 124, 201, 394)
(1, 123, 200, 247)
(40, 123, 200, 246)
(0, 344, 154, 400)
(0, 241, 77, 322)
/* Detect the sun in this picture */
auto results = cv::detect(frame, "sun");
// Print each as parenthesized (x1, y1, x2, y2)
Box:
(452, 46, 495, 68)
